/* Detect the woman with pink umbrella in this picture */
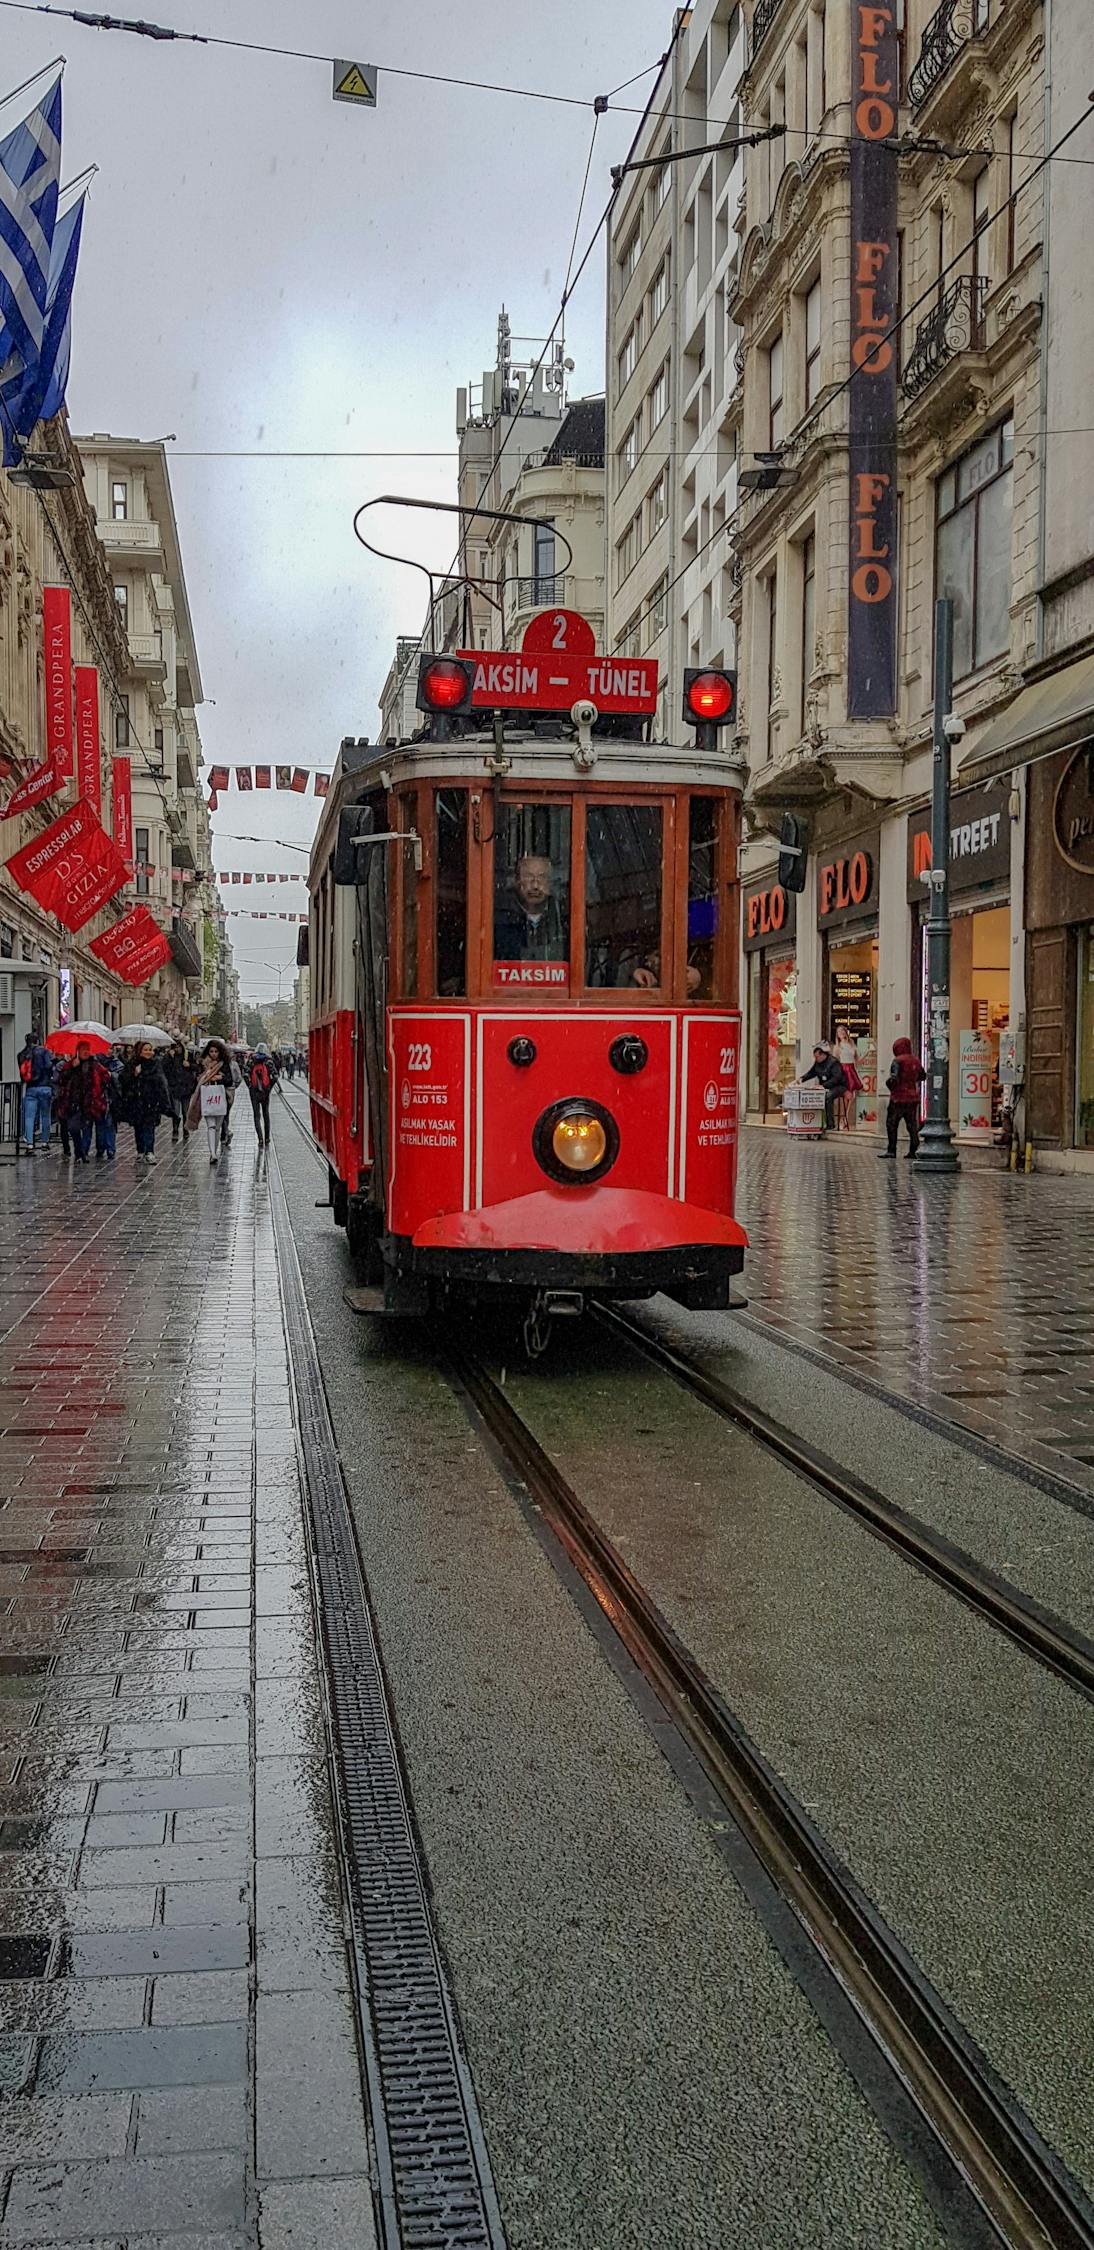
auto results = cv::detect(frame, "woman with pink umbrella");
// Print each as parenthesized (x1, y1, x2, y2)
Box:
(47, 1025, 114, 1167)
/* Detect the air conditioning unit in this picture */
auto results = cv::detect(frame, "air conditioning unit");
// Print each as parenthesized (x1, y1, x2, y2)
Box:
(0, 973, 13, 1013)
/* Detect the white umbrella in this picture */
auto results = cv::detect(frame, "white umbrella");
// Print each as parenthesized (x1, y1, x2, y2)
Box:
(113, 1023, 174, 1047)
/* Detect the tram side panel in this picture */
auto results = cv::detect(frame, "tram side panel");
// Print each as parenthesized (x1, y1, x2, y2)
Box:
(309, 872, 370, 1201)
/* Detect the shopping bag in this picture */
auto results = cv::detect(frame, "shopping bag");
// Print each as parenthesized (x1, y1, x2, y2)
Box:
(200, 1083, 228, 1120)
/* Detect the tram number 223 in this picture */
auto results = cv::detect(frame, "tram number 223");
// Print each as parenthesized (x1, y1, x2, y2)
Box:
(407, 1043, 432, 1073)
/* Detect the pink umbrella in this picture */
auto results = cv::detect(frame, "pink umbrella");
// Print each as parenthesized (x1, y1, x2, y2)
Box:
(46, 1021, 113, 1057)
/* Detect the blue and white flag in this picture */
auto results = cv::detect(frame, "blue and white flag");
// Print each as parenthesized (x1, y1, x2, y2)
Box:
(2, 188, 85, 456)
(0, 74, 62, 384)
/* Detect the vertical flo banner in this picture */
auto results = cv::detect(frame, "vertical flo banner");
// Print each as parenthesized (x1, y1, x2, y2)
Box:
(112, 754, 133, 876)
(848, 2, 899, 719)
(74, 666, 102, 818)
(42, 586, 74, 782)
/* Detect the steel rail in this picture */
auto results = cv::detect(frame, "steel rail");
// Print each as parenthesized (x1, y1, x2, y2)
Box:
(594, 1304, 1094, 1708)
(450, 1343, 1094, 2250)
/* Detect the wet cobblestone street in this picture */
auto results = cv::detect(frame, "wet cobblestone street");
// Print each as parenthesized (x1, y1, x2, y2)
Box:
(738, 1129, 1094, 1490)
(0, 1134, 374, 2250)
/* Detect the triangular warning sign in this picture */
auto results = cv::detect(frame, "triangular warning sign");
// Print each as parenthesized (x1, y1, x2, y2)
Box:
(333, 60, 376, 105)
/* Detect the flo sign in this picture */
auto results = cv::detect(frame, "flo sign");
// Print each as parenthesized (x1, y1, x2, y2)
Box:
(847, 2, 899, 720)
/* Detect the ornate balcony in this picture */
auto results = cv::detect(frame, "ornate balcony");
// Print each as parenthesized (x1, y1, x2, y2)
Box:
(908, 0, 993, 111)
(503, 574, 563, 623)
(901, 275, 987, 402)
(749, 0, 788, 65)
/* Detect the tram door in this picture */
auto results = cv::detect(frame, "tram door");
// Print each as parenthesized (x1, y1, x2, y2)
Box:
(336, 789, 390, 1214)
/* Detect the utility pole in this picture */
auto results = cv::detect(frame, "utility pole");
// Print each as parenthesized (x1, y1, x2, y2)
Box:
(916, 598, 961, 1172)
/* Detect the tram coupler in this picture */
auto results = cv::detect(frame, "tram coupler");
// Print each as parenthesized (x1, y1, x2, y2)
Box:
(542, 1291, 584, 1318)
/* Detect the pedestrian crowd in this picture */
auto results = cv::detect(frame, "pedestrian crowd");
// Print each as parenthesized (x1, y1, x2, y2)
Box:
(16, 1030, 307, 1169)
(793, 1028, 927, 1157)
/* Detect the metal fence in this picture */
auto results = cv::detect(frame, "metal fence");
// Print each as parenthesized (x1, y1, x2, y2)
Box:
(0, 1081, 23, 1148)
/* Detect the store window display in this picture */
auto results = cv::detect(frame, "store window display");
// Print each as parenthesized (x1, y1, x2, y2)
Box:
(826, 933, 878, 1131)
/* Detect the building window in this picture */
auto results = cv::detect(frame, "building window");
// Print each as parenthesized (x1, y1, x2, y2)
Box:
(971, 166, 991, 292)
(616, 512, 641, 587)
(935, 419, 1014, 684)
(135, 825, 150, 899)
(649, 363, 669, 429)
(804, 279, 822, 407)
(619, 612, 642, 658)
(113, 583, 128, 627)
(534, 518, 556, 588)
(654, 152, 672, 212)
(647, 574, 669, 646)
(648, 472, 668, 535)
(617, 320, 640, 391)
(799, 533, 816, 736)
(1004, 112, 1018, 274)
(622, 227, 641, 284)
(650, 258, 669, 325)
(114, 693, 130, 750)
(621, 415, 640, 477)
(768, 332, 784, 447)
(111, 480, 128, 521)
(154, 726, 164, 760)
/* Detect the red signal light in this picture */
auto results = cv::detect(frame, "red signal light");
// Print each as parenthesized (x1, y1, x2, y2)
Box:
(685, 670, 735, 723)
(420, 659, 470, 711)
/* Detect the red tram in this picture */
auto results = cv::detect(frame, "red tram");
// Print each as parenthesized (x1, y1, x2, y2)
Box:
(308, 612, 747, 1331)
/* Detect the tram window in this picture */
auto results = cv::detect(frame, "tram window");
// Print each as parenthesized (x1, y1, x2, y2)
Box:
(436, 789, 467, 994)
(687, 797, 718, 998)
(585, 805, 663, 989)
(493, 803, 571, 985)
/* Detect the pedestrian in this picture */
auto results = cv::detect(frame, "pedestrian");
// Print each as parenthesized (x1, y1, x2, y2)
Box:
(244, 1043, 276, 1148)
(284, 1050, 295, 1084)
(97, 1047, 122, 1161)
(833, 1021, 864, 1131)
(53, 1042, 112, 1165)
(799, 1043, 846, 1132)
(118, 1040, 171, 1164)
(164, 1040, 197, 1142)
(881, 1037, 927, 1160)
(189, 1038, 234, 1164)
(51, 1048, 71, 1160)
(17, 1032, 54, 1155)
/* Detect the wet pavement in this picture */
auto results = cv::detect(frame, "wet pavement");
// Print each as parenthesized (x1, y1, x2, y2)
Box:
(0, 1128, 375, 2250)
(738, 1127, 1094, 1489)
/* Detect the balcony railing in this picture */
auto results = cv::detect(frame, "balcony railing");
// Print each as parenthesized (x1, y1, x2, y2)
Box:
(749, 0, 789, 63)
(901, 274, 987, 401)
(504, 575, 564, 615)
(908, 0, 992, 110)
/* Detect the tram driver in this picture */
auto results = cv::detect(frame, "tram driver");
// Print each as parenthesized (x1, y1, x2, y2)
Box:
(494, 852, 568, 962)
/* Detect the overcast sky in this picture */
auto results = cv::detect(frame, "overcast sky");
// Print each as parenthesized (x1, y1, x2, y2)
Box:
(4, 0, 668, 1000)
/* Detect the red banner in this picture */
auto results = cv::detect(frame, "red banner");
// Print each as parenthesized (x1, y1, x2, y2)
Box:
(43, 587, 73, 784)
(75, 667, 102, 818)
(89, 902, 170, 984)
(6, 798, 129, 932)
(112, 756, 133, 875)
(3, 756, 61, 819)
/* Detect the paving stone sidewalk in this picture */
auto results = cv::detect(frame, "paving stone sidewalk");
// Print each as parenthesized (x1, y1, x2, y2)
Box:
(740, 1127, 1094, 1488)
(0, 1136, 376, 2249)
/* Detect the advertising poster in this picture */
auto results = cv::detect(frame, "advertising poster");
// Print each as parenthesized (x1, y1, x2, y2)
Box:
(959, 1029, 995, 1141)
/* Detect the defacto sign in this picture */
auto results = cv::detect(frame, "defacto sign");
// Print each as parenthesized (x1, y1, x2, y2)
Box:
(906, 783, 1011, 899)
(817, 839, 880, 927)
(742, 879, 796, 951)
(848, 3, 899, 720)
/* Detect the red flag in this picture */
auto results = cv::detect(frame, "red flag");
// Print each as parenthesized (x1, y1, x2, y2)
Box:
(74, 668, 102, 818)
(255, 766, 271, 788)
(208, 764, 229, 792)
(275, 764, 291, 790)
(3, 756, 60, 819)
(243, 872, 252, 885)
(313, 773, 330, 797)
(43, 587, 73, 784)
(236, 768, 253, 791)
(7, 799, 128, 932)
(290, 768, 308, 793)
(112, 757, 134, 876)
(90, 903, 160, 972)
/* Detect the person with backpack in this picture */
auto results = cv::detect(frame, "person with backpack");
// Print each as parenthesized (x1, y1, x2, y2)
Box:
(245, 1043, 277, 1147)
(17, 1033, 54, 1155)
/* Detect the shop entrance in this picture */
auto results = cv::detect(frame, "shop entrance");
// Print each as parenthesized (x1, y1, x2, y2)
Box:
(747, 951, 798, 1115)
(917, 902, 1010, 1138)
(826, 931, 878, 1131)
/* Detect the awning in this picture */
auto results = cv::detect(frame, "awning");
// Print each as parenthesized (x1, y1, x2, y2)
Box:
(959, 649, 1094, 784)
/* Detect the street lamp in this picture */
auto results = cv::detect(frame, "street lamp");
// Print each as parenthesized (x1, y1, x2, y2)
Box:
(261, 961, 288, 1004)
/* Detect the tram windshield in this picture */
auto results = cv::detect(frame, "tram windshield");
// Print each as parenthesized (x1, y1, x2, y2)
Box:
(493, 802, 571, 987)
(585, 805, 663, 989)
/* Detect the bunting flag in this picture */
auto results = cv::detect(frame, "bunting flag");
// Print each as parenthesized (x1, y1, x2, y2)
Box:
(255, 766, 270, 787)
(216, 870, 305, 886)
(223, 910, 307, 921)
(6, 796, 128, 931)
(203, 765, 330, 802)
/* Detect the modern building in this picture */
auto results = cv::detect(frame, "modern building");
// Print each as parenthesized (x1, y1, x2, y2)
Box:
(77, 436, 216, 1037)
(0, 413, 128, 1080)
(727, 0, 1094, 1159)
(482, 395, 606, 652)
(605, 4, 749, 739)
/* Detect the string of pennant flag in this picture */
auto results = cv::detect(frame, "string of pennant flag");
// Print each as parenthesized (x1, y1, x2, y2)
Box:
(223, 911, 308, 922)
(216, 871, 305, 885)
(206, 765, 330, 810)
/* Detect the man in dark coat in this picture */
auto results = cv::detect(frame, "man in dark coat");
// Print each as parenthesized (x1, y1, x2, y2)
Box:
(54, 1045, 112, 1165)
(881, 1037, 927, 1158)
(118, 1042, 172, 1164)
(800, 1044, 847, 1131)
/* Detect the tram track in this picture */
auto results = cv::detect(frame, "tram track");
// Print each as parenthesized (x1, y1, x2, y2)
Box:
(448, 1340, 1094, 2250)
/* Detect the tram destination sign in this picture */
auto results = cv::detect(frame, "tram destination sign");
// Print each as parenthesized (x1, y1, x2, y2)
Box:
(457, 649, 659, 716)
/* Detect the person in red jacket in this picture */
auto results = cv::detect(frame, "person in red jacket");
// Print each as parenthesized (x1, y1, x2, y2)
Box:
(881, 1037, 926, 1159)
(54, 1043, 112, 1165)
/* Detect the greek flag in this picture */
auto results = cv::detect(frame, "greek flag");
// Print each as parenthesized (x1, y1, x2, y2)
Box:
(1, 189, 85, 458)
(0, 73, 62, 411)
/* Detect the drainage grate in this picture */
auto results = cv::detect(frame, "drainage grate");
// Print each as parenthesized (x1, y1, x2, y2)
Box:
(270, 1156, 506, 2250)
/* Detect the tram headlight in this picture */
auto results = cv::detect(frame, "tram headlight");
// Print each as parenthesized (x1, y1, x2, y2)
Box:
(533, 1098, 619, 1186)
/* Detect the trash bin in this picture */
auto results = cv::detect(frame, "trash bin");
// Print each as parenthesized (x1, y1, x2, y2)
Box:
(782, 1084, 827, 1138)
